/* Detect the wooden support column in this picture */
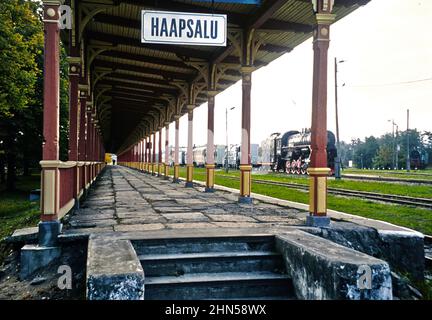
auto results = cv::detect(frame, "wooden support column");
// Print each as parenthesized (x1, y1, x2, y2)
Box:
(158, 127, 163, 176)
(205, 91, 217, 192)
(78, 87, 87, 198)
(164, 123, 170, 179)
(145, 137, 148, 171)
(134, 144, 137, 168)
(78, 89, 87, 162)
(141, 139, 145, 171)
(85, 100, 92, 186)
(185, 105, 194, 187)
(173, 116, 180, 183)
(148, 136, 151, 172)
(67, 56, 80, 203)
(133, 144, 136, 168)
(152, 132, 156, 175)
(39, 0, 63, 245)
(239, 66, 253, 204)
(307, 1, 336, 227)
(90, 122, 95, 179)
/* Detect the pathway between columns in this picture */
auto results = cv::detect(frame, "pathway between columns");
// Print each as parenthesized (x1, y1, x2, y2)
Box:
(64, 166, 308, 235)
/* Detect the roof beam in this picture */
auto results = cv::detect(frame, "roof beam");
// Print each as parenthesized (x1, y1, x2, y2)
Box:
(247, 0, 288, 30)
(99, 51, 196, 71)
(260, 43, 293, 53)
(296, 0, 370, 7)
(93, 59, 194, 81)
(112, 95, 166, 105)
(109, 90, 169, 102)
(99, 72, 175, 87)
(87, 31, 210, 60)
(98, 80, 179, 96)
(120, 0, 246, 26)
(260, 20, 313, 33)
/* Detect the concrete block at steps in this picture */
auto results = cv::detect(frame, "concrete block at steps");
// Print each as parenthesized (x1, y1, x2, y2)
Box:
(86, 235, 144, 300)
(275, 230, 393, 300)
(20, 244, 61, 279)
(305, 222, 425, 281)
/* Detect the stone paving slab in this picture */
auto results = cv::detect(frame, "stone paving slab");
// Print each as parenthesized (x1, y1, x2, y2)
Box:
(212, 222, 261, 228)
(65, 166, 307, 235)
(119, 217, 166, 224)
(114, 223, 165, 232)
(162, 212, 209, 222)
(166, 222, 216, 229)
(207, 214, 257, 222)
(154, 207, 193, 213)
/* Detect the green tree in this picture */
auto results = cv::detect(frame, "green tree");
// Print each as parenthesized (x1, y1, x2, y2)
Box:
(0, 0, 69, 190)
(0, 0, 43, 190)
(352, 136, 379, 169)
(396, 129, 423, 169)
(422, 131, 432, 167)
(373, 134, 394, 169)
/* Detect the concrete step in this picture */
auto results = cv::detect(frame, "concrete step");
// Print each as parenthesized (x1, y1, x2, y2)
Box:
(133, 235, 275, 256)
(139, 251, 285, 276)
(144, 272, 295, 300)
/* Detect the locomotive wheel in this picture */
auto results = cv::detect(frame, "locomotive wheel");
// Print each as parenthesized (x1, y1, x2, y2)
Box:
(285, 162, 290, 174)
(290, 161, 296, 174)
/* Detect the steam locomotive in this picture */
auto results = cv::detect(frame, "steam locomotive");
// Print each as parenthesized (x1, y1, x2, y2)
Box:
(261, 129, 337, 175)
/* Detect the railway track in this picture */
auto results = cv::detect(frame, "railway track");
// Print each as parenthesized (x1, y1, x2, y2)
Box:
(254, 170, 432, 185)
(218, 175, 432, 209)
(340, 174, 432, 185)
(347, 171, 432, 178)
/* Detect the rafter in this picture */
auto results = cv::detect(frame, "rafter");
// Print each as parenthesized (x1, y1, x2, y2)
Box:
(87, 31, 211, 60)
(99, 51, 196, 71)
(93, 59, 194, 81)
(97, 80, 179, 96)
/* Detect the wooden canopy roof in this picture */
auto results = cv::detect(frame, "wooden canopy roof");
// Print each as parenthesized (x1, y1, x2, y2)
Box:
(63, 0, 370, 154)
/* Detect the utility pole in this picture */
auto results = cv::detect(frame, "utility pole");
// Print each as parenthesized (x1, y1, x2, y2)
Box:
(225, 107, 228, 173)
(225, 106, 235, 173)
(406, 109, 410, 172)
(388, 119, 396, 170)
(334, 57, 344, 179)
(395, 124, 399, 170)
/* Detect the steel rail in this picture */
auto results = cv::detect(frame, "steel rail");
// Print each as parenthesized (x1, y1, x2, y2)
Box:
(340, 174, 432, 185)
(217, 174, 432, 209)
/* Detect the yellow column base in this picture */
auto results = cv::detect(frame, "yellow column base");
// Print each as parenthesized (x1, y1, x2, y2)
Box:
(307, 167, 331, 216)
(152, 163, 156, 175)
(164, 164, 169, 177)
(158, 163, 163, 176)
(205, 164, 216, 191)
(173, 164, 180, 182)
(239, 165, 252, 197)
(186, 164, 194, 187)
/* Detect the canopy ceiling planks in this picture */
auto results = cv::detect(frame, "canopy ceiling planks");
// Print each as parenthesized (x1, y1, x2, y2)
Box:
(62, 0, 370, 154)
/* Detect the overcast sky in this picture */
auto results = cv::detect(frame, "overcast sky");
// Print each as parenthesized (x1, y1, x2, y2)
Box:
(167, 0, 432, 148)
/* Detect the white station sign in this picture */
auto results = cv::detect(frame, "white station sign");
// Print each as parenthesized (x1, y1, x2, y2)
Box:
(141, 10, 227, 46)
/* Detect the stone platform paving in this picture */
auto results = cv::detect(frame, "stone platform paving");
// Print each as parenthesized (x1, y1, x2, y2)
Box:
(64, 166, 308, 235)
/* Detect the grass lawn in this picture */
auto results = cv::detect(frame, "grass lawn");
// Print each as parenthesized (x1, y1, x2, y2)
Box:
(170, 167, 432, 235)
(0, 174, 41, 241)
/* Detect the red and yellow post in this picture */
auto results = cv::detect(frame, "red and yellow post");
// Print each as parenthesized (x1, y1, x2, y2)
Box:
(307, 1, 335, 227)
(185, 105, 194, 187)
(239, 66, 254, 204)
